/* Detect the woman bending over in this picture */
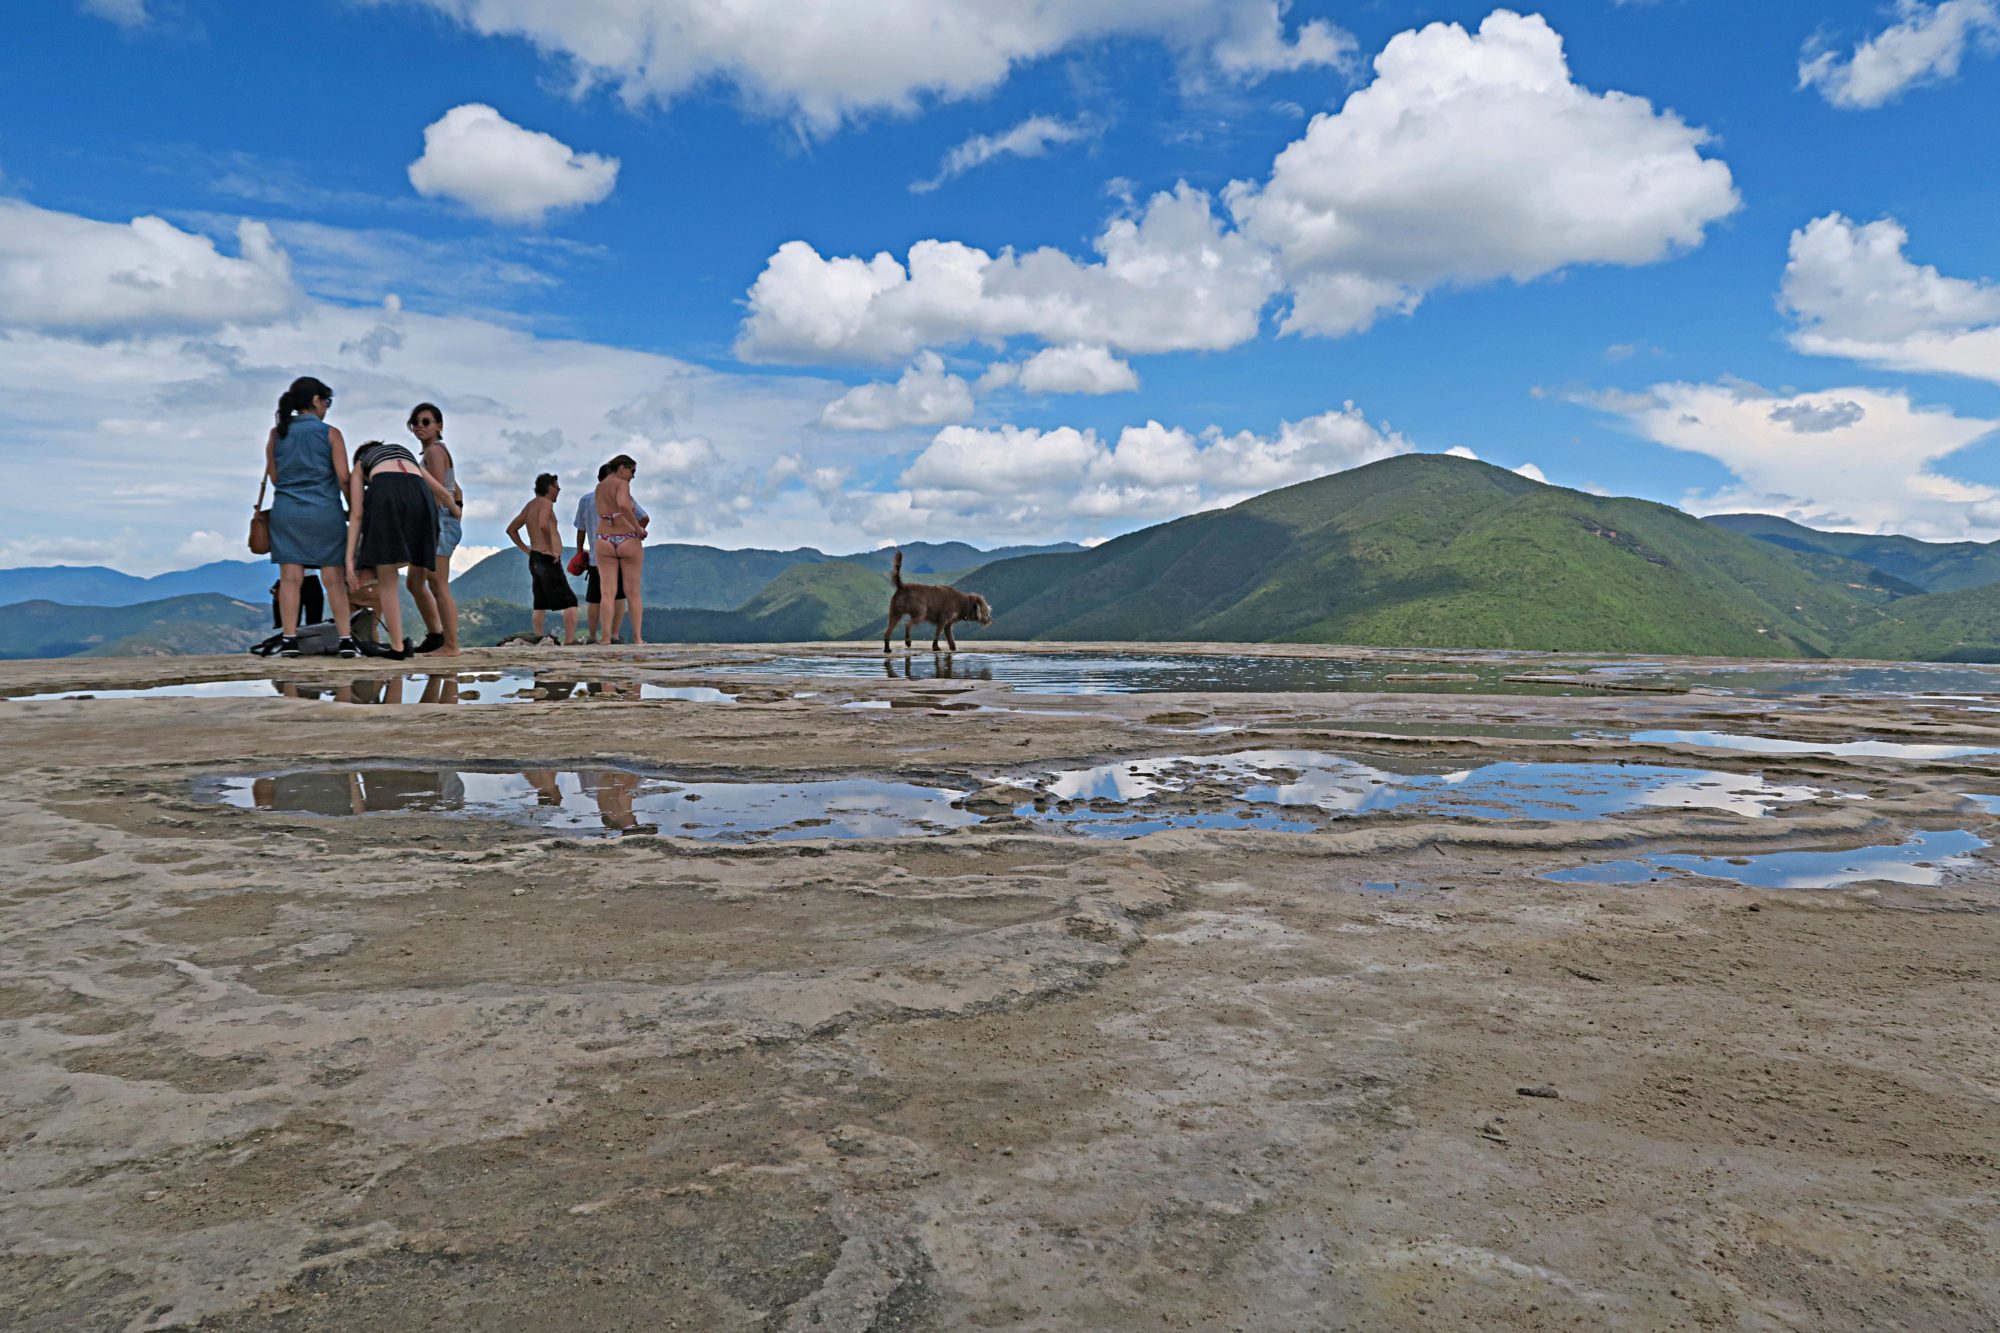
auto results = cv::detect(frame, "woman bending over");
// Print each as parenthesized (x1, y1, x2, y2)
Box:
(345, 438, 461, 659)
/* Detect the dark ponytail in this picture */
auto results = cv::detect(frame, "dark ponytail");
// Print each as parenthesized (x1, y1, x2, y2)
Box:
(274, 376, 333, 439)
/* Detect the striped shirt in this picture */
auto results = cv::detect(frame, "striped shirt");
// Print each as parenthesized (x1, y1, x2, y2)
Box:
(353, 441, 420, 479)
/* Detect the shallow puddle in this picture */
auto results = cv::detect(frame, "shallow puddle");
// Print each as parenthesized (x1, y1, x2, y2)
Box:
(6, 674, 736, 705)
(1630, 729, 2000, 760)
(203, 768, 977, 839)
(1625, 664, 2000, 697)
(1543, 830, 1988, 889)
(1025, 750, 1833, 834)
(690, 652, 1593, 697)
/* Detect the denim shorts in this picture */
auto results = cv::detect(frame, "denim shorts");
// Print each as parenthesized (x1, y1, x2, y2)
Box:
(436, 508, 462, 561)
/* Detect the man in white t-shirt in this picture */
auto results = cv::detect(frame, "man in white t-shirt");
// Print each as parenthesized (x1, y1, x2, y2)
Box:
(573, 462, 650, 644)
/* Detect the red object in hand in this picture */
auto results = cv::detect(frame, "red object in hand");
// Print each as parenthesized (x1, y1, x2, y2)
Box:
(567, 550, 589, 576)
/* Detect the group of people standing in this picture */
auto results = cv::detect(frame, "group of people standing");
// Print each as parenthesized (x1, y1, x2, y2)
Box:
(262, 376, 463, 659)
(504, 455, 648, 646)
(260, 374, 649, 657)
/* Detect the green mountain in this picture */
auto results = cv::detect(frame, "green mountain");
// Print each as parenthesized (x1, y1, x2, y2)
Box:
(1704, 512, 2000, 594)
(449, 540, 1081, 612)
(451, 543, 824, 610)
(960, 455, 1891, 656)
(649, 561, 887, 643)
(1838, 584, 2000, 663)
(0, 595, 270, 659)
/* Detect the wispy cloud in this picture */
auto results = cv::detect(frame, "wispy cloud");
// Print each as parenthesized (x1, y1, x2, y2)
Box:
(1800, 0, 2000, 108)
(910, 115, 1095, 194)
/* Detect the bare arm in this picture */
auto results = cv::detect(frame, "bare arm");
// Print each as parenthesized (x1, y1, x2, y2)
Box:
(417, 468, 460, 516)
(505, 504, 532, 554)
(425, 442, 462, 507)
(264, 428, 279, 484)
(344, 465, 366, 581)
(328, 427, 351, 499)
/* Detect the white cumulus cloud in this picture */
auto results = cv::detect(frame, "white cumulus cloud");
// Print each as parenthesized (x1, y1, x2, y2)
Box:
(407, 104, 619, 225)
(1595, 380, 2000, 540)
(862, 403, 1409, 537)
(0, 198, 298, 336)
(1782, 212, 2000, 385)
(391, 0, 1349, 134)
(738, 11, 1736, 362)
(819, 351, 975, 430)
(1228, 10, 1740, 335)
(911, 114, 1093, 194)
(738, 183, 1280, 364)
(980, 343, 1139, 395)
(1799, 0, 1999, 109)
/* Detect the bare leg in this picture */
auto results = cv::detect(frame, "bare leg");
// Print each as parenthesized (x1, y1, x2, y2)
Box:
(561, 606, 577, 645)
(277, 565, 304, 636)
(318, 567, 352, 637)
(532, 608, 546, 638)
(623, 545, 644, 644)
(592, 541, 619, 641)
(424, 556, 459, 655)
(376, 566, 405, 650)
(406, 565, 442, 637)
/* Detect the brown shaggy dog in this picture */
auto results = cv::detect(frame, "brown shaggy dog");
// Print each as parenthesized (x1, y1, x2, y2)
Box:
(883, 550, 993, 652)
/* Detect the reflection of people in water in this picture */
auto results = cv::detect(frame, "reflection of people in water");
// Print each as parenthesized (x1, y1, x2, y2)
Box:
(252, 771, 364, 815)
(521, 769, 564, 806)
(580, 767, 652, 833)
(419, 674, 459, 706)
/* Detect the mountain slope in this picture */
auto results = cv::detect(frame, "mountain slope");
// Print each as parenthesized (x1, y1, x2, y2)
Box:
(0, 595, 270, 659)
(1839, 583, 2000, 663)
(648, 561, 887, 642)
(450, 543, 829, 610)
(1704, 513, 2000, 594)
(451, 540, 1081, 613)
(966, 455, 1888, 656)
(0, 560, 273, 607)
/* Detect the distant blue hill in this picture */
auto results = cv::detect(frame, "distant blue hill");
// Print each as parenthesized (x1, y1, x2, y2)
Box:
(0, 560, 276, 607)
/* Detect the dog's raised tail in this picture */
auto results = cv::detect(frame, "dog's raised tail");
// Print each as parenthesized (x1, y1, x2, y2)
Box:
(890, 549, 904, 588)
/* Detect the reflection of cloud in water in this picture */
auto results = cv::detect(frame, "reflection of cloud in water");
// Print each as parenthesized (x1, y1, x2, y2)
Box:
(213, 769, 978, 841)
(1546, 831, 1987, 889)
(1632, 730, 1998, 761)
(1040, 752, 1829, 822)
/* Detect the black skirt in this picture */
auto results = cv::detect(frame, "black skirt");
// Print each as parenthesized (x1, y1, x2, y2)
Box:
(355, 473, 439, 569)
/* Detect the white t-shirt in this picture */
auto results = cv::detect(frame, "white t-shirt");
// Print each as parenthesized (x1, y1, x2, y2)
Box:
(572, 494, 650, 567)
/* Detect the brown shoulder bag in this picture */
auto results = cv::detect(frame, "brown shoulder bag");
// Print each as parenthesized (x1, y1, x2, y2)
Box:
(248, 475, 272, 555)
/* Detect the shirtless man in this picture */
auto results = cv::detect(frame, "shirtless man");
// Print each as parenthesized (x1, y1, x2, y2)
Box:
(505, 473, 578, 644)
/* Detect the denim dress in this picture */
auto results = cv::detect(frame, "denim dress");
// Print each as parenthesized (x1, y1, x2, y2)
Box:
(268, 416, 347, 567)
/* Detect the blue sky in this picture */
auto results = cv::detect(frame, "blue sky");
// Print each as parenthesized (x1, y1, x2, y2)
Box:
(5, 0, 2000, 572)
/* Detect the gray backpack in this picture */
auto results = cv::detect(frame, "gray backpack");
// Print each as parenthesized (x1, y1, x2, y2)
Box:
(293, 622, 343, 656)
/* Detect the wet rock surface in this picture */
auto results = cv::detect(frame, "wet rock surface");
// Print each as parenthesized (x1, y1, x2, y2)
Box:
(1, 641, 1998, 1331)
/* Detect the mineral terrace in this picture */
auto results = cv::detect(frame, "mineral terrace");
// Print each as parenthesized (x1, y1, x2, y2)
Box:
(2, 642, 1996, 1331)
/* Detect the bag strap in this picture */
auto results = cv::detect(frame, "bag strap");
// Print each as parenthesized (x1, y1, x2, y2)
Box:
(255, 473, 269, 510)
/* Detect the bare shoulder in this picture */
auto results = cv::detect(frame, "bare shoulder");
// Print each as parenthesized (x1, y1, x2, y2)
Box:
(327, 425, 347, 446)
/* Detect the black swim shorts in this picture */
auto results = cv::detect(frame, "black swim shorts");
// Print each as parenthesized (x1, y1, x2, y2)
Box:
(528, 551, 578, 611)
(584, 563, 625, 605)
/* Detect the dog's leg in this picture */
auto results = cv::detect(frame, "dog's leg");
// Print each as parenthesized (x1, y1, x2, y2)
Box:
(905, 617, 914, 651)
(884, 612, 898, 653)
